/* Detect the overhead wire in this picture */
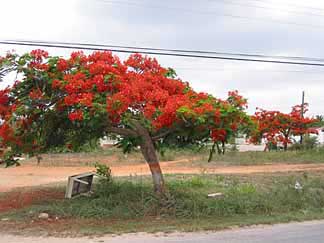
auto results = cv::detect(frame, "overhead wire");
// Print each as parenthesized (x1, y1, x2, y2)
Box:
(174, 67, 324, 73)
(2, 40, 324, 67)
(214, 0, 324, 18)
(237, 0, 324, 13)
(96, 0, 324, 29)
(6, 39, 324, 63)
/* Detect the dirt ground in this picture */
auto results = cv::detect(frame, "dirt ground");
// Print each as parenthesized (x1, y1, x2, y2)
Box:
(2, 160, 324, 192)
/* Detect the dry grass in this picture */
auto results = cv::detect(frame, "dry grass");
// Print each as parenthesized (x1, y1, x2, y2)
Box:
(21, 146, 324, 168)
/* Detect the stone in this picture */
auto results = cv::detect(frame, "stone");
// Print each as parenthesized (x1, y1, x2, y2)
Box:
(38, 213, 49, 220)
(295, 181, 303, 190)
(207, 192, 224, 198)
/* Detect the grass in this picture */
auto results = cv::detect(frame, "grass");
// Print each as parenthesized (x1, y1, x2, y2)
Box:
(159, 146, 324, 166)
(205, 147, 324, 165)
(22, 147, 146, 167)
(2, 172, 324, 235)
(22, 146, 324, 167)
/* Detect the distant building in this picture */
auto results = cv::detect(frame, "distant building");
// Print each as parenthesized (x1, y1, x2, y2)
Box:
(99, 136, 118, 148)
(310, 127, 324, 144)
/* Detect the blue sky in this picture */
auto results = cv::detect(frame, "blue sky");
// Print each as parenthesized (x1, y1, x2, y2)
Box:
(1, 0, 324, 115)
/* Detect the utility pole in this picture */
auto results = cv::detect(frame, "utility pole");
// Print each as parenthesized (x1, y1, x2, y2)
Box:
(300, 91, 305, 144)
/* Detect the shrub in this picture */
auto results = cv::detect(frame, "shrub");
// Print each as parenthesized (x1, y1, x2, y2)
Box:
(290, 136, 319, 151)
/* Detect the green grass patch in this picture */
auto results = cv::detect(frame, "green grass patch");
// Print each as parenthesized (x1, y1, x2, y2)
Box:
(3, 173, 324, 226)
(204, 147, 324, 165)
(22, 146, 324, 167)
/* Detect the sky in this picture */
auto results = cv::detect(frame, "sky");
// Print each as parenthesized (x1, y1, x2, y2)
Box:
(0, 0, 324, 116)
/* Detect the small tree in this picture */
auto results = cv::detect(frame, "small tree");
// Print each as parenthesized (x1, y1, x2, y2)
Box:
(314, 115, 324, 127)
(0, 50, 250, 195)
(251, 104, 318, 151)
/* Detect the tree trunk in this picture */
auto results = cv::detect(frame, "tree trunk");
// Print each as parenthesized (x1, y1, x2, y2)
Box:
(283, 142, 288, 151)
(108, 123, 166, 195)
(208, 142, 217, 162)
(284, 134, 289, 151)
(221, 141, 225, 155)
(36, 154, 42, 165)
(140, 138, 165, 195)
(216, 142, 222, 155)
(133, 122, 166, 195)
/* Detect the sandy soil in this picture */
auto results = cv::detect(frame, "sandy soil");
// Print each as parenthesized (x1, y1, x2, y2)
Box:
(1, 161, 324, 192)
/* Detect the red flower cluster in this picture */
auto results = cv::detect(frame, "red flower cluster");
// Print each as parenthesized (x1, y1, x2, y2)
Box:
(29, 88, 43, 99)
(68, 110, 84, 121)
(0, 88, 10, 117)
(30, 49, 48, 61)
(0, 49, 251, 151)
(211, 129, 227, 142)
(29, 49, 49, 71)
(52, 79, 62, 89)
(228, 90, 248, 109)
(56, 58, 69, 72)
(251, 104, 318, 149)
(0, 123, 21, 146)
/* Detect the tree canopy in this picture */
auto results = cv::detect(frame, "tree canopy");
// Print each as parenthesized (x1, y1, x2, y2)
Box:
(250, 104, 318, 150)
(0, 50, 250, 194)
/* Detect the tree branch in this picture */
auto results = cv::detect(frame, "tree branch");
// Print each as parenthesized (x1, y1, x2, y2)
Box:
(152, 130, 173, 141)
(106, 126, 138, 137)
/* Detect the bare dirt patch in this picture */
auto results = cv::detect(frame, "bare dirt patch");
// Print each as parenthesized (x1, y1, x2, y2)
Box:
(0, 188, 64, 213)
(2, 161, 324, 193)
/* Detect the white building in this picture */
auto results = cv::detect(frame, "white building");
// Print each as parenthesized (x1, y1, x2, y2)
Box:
(99, 136, 118, 147)
(311, 127, 324, 144)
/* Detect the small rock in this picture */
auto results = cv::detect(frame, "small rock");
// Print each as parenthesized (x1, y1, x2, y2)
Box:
(1, 218, 10, 221)
(38, 213, 49, 220)
(207, 192, 224, 198)
(295, 181, 303, 190)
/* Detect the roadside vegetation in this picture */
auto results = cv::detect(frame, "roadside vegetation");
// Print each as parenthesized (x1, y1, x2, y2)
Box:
(22, 144, 324, 167)
(204, 146, 324, 165)
(2, 172, 324, 235)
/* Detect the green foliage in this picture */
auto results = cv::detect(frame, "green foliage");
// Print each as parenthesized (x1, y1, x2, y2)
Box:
(313, 115, 324, 127)
(207, 147, 324, 165)
(290, 136, 319, 151)
(303, 136, 320, 150)
(94, 162, 113, 184)
(165, 67, 177, 79)
(157, 144, 203, 161)
(1, 151, 21, 167)
(17, 174, 324, 220)
(115, 136, 141, 154)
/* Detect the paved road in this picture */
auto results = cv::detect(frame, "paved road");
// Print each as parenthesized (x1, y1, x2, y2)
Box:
(1, 220, 324, 243)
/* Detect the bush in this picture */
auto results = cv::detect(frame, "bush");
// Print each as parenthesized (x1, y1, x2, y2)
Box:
(94, 163, 113, 184)
(290, 136, 319, 151)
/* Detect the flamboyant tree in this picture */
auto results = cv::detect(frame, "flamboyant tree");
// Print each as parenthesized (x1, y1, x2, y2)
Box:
(0, 50, 250, 194)
(251, 104, 318, 151)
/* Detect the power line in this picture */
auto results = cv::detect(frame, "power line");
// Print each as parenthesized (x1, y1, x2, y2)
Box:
(216, 0, 324, 18)
(7, 39, 324, 63)
(96, 0, 324, 29)
(175, 67, 324, 73)
(238, 0, 324, 13)
(2, 40, 324, 67)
